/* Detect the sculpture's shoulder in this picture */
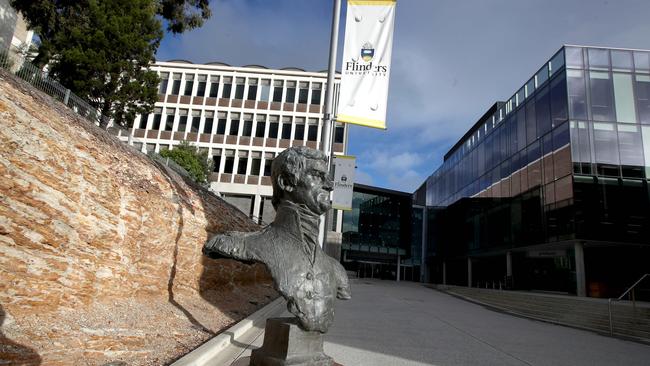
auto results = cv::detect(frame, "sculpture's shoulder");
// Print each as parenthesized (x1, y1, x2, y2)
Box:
(317, 250, 351, 300)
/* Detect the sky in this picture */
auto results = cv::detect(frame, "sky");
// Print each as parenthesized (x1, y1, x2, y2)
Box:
(157, 0, 650, 193)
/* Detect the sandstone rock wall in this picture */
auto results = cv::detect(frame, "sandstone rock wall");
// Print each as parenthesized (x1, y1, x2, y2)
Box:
(0, 71, 275, 365)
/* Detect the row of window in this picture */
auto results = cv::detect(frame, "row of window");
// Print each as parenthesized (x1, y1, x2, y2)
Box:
(138, 111, 345, 144)
(213, 150, 274, 177)
(158, 72, 325, 105)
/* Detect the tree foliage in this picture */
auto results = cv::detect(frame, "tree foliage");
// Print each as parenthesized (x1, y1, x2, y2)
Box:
(10, 0, 212, 127)
(159, 141, 213, 183)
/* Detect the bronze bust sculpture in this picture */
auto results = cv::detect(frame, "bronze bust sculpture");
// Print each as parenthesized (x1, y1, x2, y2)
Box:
(203, 146, 351, 334)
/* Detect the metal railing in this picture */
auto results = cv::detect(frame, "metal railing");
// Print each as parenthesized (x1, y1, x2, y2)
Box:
(0, 45, 102, 124)
(608, 273, 649, 335)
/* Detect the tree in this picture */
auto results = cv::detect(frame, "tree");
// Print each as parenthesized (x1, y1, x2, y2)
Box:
(10, 0, 212, 127)
(159, 141, 213, 183)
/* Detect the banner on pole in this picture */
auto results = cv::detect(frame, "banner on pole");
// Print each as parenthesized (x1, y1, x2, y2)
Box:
(332, 155, 356, 210)
(337, 0, 396, 130)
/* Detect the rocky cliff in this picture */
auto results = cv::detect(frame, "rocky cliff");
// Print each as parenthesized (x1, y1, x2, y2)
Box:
(0, 70, 275, 365)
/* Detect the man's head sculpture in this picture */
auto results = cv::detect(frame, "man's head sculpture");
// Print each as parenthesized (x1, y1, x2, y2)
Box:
(203, 146, 351, 334)
(271, 146, 332, 214)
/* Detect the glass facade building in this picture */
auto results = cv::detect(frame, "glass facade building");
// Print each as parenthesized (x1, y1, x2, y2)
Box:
(341, 184, 417, 281)
(419, 46, 650, 298)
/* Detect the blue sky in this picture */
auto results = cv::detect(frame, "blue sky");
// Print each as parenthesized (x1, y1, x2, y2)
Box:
(157, 0, 650, 193)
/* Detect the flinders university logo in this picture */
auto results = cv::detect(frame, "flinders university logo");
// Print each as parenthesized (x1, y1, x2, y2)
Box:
(361, 42, 374, 62)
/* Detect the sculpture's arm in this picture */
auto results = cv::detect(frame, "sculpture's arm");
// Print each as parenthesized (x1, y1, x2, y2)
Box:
(203, 232, 258, 263)
(332, 261, 351, 300)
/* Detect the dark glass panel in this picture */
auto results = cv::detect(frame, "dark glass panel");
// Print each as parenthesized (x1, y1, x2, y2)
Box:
(527, 140, 541, 163)
(311, 89, 322, 105)
(222, 83, 232, 98)
(234, 84, 245, 99)
(247, 85, 258, 100)
(237, 157, 247, 175)
(164, 115, 174, 131)
(229, 119, 240, 135)
(308, 124, 318, 141)
(269, 122, 279, 138)
(197, 81, 206, 97)
(216, 118, 226, 134)
(209, 82, 219, 97)
(204, 118, 214, 134)
(243, 120, 253, 137)
(553, 121, 570, 150)
(273, 86, 283, 102)
(251, 158, 261, 176)
(298, 88, 308, 104)
(139, 114, 149, 129)
(517, 107, 527, 152)
(589, 71, 615, 122)
(286, 87, 296, 103)
(334, 125, 345, 143)
(178, 115, 187, 132)
(567, 69, 588, 120)
(263, 158, 273, 176)
(281, 123, 292, 139)
(171, 80, 180, 95)
(212, 155, 221, 172)
(536, 86, 552, 136)
(224, 156, 234, 174)
(526, 99, 537, 144)
(152, 114, 162, 130)
(183, 81, 193, 96)
(550, 74, 568, 126)
(295, 124, 305, 140)
(255, 122, 265, 138)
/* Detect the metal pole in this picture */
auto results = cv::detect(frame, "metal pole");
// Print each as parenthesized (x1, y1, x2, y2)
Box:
(319, 0, 342, 249)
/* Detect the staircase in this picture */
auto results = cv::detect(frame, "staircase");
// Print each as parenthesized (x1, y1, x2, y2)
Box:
(434, 285, 650, 343)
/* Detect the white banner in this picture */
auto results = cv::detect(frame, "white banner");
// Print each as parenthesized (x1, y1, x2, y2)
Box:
(332, 155, 356, 210)
(337, 0, 396, 130)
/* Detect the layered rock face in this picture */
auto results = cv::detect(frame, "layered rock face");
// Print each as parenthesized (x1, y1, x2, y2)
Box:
(0, 71, 275, 365)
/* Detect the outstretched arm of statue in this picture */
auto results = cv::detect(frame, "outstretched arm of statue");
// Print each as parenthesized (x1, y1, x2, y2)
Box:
(203, 232, 258, 263)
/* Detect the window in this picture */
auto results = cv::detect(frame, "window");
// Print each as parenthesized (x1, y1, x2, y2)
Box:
(593, 122, 619, 166)
(222, 77, 232, 98)
(307, 118, 318, 141)
(165, 109, 175, 131)
(516, 107, 526, 152)
(549, 49, 565, 77)
(243, 119, 253, 137)
(588, 48, 610, 70)
(565, 47, 584, 69)
(212, 150, 221, 172)
(224, 150, 235, 174)
(589, 71, 615, 122)
(618, 124, 644, 174)
(216, 112, 226, 134)
(204, 111, 214, 134)
(311, 83, 322, 105)
(178, 109, 188, 132)
(255, 115, 266, 138)
(171, 73, 181, 95)
(154, 108, 165, 131)
(263, 153, 274, 176)
(535, 86, 551, 136)
(273, 80, 283, 102)
(251, 152, 262, 176)
(334, 123, 345, 143)
(294, 117, 305, 140)
(269, 115, 279, 138)
(567, 69, 588, 120)
(281, 117, 292, 139)
(635, 75, 650, 124)
(247, 79, 258, 100)
(525, 99, 537, 144)
(298, 81, 309, 104)
(234, 77, 245, 99)
(634, 51, 650, 73)
(535, 65, 549, 87)
(613, 73, 637, 123)
(183, 74, 194, 96)
(229, 113, 240, 135)
(190, 110, 201, 132)
(209, 76, 219, 98)
(196, 75, 207, 97)
(612, 50, 633, 72)
(286, 81, 296, 103)
(237, 151, 248, 175)
(552, 121, 570, 150)
(158, 72, 169, 94)
(260, 79, 271, 101)
(550, 74, 568, 126)
(138, 113, 149, 129)
(570, 121, 592, 165)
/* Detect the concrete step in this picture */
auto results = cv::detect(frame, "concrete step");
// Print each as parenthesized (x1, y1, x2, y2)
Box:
(437, 285, 650, 343)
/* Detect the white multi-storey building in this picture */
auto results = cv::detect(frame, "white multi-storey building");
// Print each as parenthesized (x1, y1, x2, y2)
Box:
(123, 60, 348, 228)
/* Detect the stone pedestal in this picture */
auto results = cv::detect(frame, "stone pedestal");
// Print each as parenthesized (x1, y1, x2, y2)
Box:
(250, 317, 333, 366)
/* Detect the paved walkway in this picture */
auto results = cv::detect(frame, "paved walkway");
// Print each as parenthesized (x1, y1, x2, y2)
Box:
(216, 279, 650, 365)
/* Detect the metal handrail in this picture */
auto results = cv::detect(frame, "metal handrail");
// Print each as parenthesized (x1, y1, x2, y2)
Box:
(608, 273, 649, 335)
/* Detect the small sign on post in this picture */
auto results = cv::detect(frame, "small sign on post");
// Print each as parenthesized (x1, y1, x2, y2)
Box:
(332, 155, 356, 210)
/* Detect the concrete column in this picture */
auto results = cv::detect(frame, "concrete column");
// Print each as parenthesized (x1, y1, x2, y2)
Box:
(252, 194, 262, 224)
(506, 251, 512, 277)
(396, 254, 401, 282)
(442, 261, 447, 285)
(574, 242, 587, 297)
(467, 257, 473, 288)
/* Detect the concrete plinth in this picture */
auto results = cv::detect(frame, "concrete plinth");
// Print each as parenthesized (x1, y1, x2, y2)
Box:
(250, 317, 334, 366)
